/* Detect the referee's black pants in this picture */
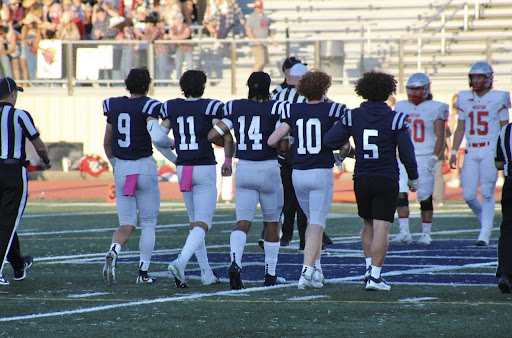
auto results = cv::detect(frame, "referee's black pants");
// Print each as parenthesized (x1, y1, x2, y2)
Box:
(279, 158, 307, 248)
(498, 176, 512, 279)
(0, 164, 27, 273)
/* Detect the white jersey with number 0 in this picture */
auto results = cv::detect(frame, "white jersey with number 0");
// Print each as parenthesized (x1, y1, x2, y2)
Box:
(456, 90, 511, 144)
(395, 100, 449, 156)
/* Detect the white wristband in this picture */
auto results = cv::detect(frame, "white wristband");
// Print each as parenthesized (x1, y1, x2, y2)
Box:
(213, 124, 225, 136)
(430, 155, 438, 161)
(451, 149, 457, 156)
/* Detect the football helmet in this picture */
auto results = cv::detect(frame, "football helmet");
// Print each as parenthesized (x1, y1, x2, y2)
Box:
(468, 61, 493, 91)
(406, 73, 431, 105)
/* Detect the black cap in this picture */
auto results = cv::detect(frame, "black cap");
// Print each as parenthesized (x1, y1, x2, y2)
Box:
(282, 57, 306, 72)
(247, 71, 271, 90)
(0, 77, 23, 96)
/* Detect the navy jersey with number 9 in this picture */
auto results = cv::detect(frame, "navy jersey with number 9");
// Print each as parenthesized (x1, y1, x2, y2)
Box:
(281, 101, 347, 169)
(224, 99, 285, 161)
(103, 96, 162, 160)
(160, 98, 224, 166)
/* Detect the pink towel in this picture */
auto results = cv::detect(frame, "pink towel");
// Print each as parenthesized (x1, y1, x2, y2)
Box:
(123, 174, 139, 196)
(180, 166, 194, 192)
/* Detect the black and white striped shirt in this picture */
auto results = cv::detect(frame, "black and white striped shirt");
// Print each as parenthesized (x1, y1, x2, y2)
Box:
(0, 103, 39, 161)
(496, 123, 512, 177)
(271, 86, 307, 103)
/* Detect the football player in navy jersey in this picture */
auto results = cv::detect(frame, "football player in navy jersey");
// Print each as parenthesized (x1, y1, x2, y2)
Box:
(324, 71, 419, 291)
(102, 67, 176, 285)
(159, 70, 234, 287)
(268, 70, 347, 289)
(208, 72, 287, 289)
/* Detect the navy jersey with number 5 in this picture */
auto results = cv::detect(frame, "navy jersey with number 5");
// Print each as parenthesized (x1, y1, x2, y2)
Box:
(160, 98, 224, 166)
(281, 101, 347, 169)
(324, 101, 418, 181)
(224, 99, 285, 161)
(103, 96, 161, 160)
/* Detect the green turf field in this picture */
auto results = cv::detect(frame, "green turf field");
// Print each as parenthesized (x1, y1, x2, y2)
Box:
(1, 199, 511, 337)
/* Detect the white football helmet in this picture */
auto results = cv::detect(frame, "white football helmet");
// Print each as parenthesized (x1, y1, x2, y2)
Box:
(406, 73, 431, 105)
(468, 61, 493, 91)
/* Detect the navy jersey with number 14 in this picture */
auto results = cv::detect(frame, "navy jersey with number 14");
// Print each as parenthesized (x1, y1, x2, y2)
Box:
(102, 96, 162, 160)
(224, 99, 285, 161)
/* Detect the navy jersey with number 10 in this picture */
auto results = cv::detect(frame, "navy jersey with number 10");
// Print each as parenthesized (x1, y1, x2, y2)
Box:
(102, 96, 162, 160)
(281, 101, 347, 169)
(224, 99, 285, 161)
(160, 98, 224, 166)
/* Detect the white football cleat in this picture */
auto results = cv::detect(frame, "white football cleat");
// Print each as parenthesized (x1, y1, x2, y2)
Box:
(365, 276, 391, 291)
(390, 232, 412, 245)
(313, 268, 325, 284)
(168, 259, 187, 288)
(417, 233, 432, 246)
(201, 270, 220, 285)
(298, 273, 323, 289)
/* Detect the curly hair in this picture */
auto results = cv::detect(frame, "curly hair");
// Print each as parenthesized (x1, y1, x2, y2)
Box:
(296, 70, 331, 101)
(125, 67, 151, 95)
(180, 70, 207, 98)
(355, 71, 397, 102)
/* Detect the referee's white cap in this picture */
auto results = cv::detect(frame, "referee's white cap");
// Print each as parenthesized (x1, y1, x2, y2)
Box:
(290, 63, 308, 77)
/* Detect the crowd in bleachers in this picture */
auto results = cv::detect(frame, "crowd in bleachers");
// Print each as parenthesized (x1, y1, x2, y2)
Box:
(0, 0, 247, 84)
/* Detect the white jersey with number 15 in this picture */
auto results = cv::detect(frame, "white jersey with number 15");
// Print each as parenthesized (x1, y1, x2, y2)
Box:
(456, 90, 510, 143)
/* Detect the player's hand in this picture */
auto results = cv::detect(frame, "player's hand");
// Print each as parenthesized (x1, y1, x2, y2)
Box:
(333, 152, 345, 167)
(42, 162, 52, 170)
(408, 179, 419, 192)
(426, 155, 438, 174)
(221, 163, 232, 177)
(449, 154, 457, 169)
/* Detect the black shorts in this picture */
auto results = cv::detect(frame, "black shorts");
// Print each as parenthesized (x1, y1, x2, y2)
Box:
(354, 176, 398, 223)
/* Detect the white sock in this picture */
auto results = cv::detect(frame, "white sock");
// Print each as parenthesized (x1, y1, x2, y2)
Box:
(370, 265, 382, 279)
(301, 265, 315, 277)
(365, 257, 372, 270)
(422, 222, 432, 235)
(110, 243, 122, 255)
(314, 259, 322, 271)
(194, 238, 213, 275)
(177, 227, 206, 268)
(264, 241, 280, 276)
(139, 225, 155, 271)
(230, 230, 247, 267)
(398, 217, 410, 234)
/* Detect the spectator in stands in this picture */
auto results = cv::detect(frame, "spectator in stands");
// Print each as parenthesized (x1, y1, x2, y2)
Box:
(20, 13, 40, 83)
(140, 12, 170, 81)
(245, 0, 277, 72)
(168, 12, 194, 80)
(9, 0, 24, 33)
(81, 3, 93, 39)
(92, 8, 119, 40)
(56, 11, 80, 40)
(179, 0, 194, 26)
(68, 6, 86, 39)
(211, 0, 244, 40)
(161, 0, 181, 28)
(201, 0, 218, 37)
(0, 25, 16, 78)
(48, 2, 63, 26)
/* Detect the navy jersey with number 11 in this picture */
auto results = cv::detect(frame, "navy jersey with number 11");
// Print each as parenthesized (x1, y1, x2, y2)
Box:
(102, 96, 162, 160)
(224, 99, 285, 161)
(160, 98, 224, 166)
(281, 101, 347, 169)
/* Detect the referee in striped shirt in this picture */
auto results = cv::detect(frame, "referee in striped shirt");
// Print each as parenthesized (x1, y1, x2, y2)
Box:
(0, 77, 51, 286)
(496, 123, 512, 293)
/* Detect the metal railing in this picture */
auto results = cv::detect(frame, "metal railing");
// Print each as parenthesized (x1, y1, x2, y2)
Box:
(12, 32, 512, 96)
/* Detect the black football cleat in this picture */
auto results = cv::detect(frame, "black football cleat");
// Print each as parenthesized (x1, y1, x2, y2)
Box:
(228, 261, 244, 290)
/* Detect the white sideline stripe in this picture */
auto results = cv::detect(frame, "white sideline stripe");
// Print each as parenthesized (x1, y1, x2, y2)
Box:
(0, 284, 290, 322)
(399, 297, 439, 302)
(68, 292, 110, 298)
(289, 295, 329, 301)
